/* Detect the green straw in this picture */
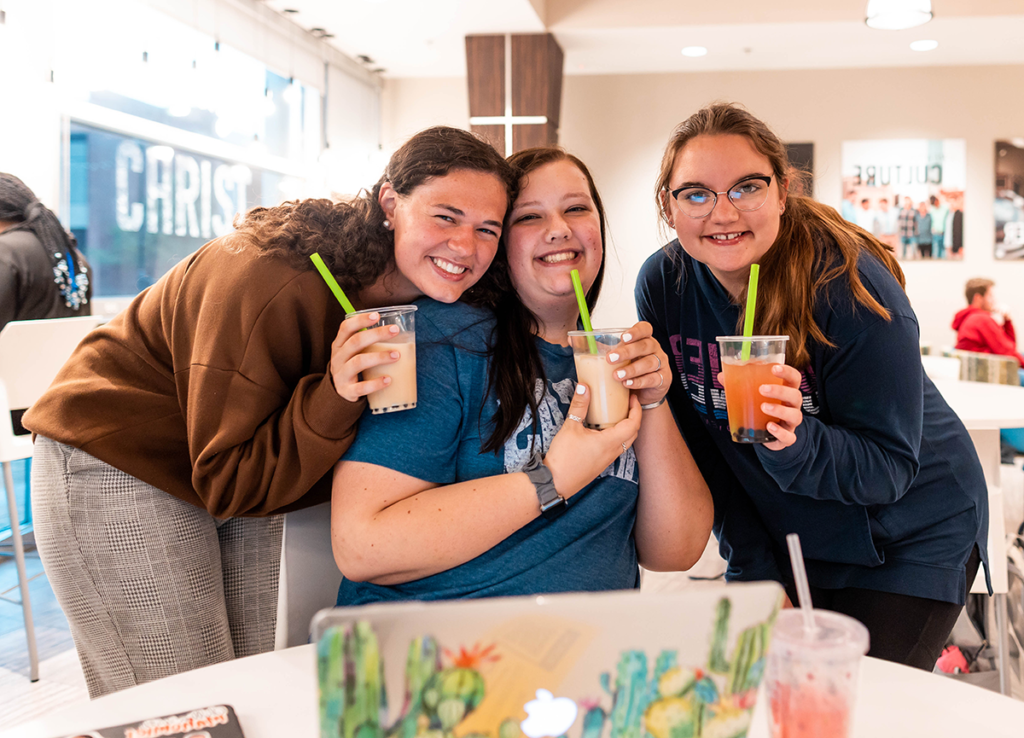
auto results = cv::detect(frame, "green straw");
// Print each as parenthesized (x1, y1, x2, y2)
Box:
(741, 263, 760, 360)
(570, 269, 598, 354)
(310, 253, 356, 315)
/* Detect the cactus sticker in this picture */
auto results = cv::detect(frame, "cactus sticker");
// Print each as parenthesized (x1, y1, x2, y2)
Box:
(318, 596, 777, 738)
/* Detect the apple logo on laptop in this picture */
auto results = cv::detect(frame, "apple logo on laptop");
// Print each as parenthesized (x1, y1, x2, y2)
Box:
(521, 689, 578, 738)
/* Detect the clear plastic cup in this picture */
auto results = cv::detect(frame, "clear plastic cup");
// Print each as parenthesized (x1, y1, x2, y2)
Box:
(567, 329, 631, 429)
(716, 335, 789, 443)
(765, 609, 870, 738)
(345, 305, 417, 414)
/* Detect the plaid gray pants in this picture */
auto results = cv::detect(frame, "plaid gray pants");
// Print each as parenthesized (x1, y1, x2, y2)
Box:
(31, 436, 283, 698)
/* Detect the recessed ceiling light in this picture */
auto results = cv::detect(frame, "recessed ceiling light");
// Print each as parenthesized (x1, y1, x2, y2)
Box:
(865, 0, 932, 30)
(681, 46, 707, 57)
(909, 39, 938, 51)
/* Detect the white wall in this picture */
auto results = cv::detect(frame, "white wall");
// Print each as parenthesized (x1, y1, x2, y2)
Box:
(383, 65, 1024, 350)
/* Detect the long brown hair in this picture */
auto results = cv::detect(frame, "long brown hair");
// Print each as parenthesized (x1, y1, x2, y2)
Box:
(470, 147, 608, 454)
(234, 126, 516, 301)
(654, 103, 905, 368)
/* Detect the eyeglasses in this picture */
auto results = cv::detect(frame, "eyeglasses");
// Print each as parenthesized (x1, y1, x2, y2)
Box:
(668, 175, 774, 219)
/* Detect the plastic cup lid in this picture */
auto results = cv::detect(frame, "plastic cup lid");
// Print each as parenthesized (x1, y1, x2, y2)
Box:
(772, 609, 870, 659)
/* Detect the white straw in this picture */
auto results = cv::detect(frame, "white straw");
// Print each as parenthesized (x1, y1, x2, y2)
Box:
(786, 533, 817, 633)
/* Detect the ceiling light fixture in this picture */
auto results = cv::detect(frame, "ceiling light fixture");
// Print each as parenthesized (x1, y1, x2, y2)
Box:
(681, 46, 707, 57)
(865, 0, 932, 31)
(909, 39, 938, 51)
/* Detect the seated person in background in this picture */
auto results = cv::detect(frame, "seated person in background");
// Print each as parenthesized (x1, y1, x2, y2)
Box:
(952, 277, 1024, 370)
(0, 172, 91, 332)
(331, 147, 725, 605)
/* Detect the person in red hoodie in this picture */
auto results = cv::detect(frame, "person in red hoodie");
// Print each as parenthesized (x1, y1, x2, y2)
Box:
(952, 278, 1024, 368)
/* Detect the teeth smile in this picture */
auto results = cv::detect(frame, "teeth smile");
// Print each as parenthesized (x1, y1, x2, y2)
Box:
(431, 257, 467, 274)
(709, 233, 744, 241)
(540, 251, 578, 263)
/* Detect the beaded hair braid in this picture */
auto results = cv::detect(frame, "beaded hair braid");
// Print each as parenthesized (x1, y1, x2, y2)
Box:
(0, 173, 90, 310)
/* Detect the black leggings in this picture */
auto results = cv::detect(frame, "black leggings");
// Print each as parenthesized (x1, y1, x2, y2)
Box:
(784, 546, 981, 671)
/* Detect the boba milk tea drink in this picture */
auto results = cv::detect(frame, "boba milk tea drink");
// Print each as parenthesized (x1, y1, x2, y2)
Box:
(568, 329, 630, 429)
(346, 305, 418, 414)
(717, 335, 788, 443)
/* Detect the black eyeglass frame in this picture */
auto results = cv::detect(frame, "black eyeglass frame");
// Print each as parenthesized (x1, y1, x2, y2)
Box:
(668, 175, 774, 219)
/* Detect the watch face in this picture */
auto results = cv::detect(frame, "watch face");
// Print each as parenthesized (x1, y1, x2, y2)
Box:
(540, 497, 567, 521)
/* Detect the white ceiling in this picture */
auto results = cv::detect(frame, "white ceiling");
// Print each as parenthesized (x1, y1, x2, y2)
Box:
(261, 0, 1024, 78)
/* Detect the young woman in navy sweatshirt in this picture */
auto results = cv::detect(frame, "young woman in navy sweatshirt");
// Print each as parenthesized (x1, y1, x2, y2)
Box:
(636, 103, 989, 670)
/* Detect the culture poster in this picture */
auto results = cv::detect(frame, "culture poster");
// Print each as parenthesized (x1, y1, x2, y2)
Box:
(995, 140, 1024, 260)
(841, 139, 965, 260)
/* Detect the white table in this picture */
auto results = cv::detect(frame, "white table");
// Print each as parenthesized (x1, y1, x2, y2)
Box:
(4, 644, 1023, 738)
(932, 378, 1024, 696)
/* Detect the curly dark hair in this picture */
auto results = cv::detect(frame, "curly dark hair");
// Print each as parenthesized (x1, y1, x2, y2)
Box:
(233, 126, 516, 299)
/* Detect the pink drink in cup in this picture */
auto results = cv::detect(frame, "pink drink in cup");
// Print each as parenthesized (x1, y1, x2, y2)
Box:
(345, 305, 417, 414)
(766, 609, 869, 738)
(567, 329, 630, 429)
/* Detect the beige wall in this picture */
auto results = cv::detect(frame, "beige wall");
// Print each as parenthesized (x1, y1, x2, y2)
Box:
(383, 65, 1024, 350)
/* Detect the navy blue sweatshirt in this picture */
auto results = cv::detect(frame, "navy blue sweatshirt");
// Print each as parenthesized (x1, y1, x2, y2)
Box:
(636, 241, 989, 604)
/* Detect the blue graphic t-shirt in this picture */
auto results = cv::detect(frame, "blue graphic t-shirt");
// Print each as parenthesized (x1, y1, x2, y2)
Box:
(337, 299, 640, 606)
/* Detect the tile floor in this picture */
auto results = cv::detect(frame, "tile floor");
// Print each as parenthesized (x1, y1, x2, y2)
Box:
(0, 546, 89, 728)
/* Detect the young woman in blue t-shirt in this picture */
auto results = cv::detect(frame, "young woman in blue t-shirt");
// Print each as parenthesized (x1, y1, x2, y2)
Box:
(636, 102, 989, 670)
(330, 149, 729, 604)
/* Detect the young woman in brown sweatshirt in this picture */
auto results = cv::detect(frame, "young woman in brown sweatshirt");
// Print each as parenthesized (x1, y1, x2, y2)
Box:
(23, 127, 516, 698)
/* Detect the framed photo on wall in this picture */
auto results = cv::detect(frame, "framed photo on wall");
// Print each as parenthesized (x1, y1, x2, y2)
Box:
(841, 139, 965, 261)
(995, 140, 1024, 260)
(784, 142, 814, 197)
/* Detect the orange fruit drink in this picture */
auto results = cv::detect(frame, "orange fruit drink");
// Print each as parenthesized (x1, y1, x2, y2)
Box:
(716, 335, 789, 443)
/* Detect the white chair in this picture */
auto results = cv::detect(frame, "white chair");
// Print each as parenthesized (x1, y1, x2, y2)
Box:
(0, 315, 104, 681)
(275, 502, 343, 648)
(921, 354, 963, 381)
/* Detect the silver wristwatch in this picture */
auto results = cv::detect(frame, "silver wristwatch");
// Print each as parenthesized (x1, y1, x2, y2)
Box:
(523, 452, 566, 520)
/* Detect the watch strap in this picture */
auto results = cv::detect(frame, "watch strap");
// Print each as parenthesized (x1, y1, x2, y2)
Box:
(524, 454, 566, 520)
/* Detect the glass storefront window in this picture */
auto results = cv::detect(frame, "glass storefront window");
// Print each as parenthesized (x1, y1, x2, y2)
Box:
(68, 123, 302, 296)
(58, 1, 321, 297)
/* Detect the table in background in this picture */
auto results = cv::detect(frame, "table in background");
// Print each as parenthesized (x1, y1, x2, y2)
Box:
(932, 378, 1024, 696)
(4, 644, 1023, 738)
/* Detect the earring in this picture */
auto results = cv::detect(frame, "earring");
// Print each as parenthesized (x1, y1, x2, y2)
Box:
(382, 219, 391, 229)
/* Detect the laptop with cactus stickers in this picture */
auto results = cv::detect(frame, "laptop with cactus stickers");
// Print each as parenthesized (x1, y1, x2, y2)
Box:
(312, 583, 782, 738)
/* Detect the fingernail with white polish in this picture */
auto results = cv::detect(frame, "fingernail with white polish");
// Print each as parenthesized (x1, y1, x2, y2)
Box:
(623, 333, 632, 342)
(625, 379, 634, 386)
(609, 353, 619, 362)
(576, 384, 586, 395)
(617, 370, 626, 379)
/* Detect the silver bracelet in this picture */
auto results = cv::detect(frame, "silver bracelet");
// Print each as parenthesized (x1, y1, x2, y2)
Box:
(640, 397, 667, 410)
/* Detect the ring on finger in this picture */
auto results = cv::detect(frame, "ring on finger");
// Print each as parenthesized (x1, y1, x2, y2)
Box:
(654, 356, 662, 372)
(621, 442, 628, 453)
(567, 414, 584, 423)
(657, 373, 665, 388)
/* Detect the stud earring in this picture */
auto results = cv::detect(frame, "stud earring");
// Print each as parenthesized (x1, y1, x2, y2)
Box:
(383, 219, 391, 229)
